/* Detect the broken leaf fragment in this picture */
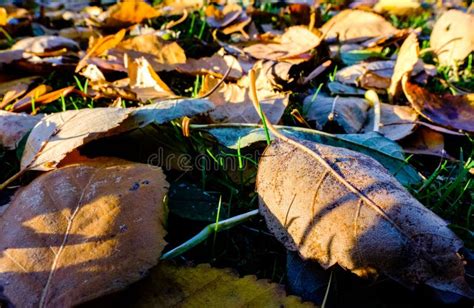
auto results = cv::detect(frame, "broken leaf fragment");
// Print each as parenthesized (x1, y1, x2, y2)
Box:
(0, 158, 168, 307)
(257, 138, 472, 297)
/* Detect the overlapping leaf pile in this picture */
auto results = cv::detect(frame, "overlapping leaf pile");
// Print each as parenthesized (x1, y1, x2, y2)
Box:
(0, 0, 473, 306)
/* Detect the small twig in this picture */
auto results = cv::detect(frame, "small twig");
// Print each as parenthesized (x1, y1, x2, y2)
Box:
(160, 209, 259, 260)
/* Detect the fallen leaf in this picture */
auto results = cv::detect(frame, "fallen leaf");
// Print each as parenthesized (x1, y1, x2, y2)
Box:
(123, 262, 313, 307)
(388, 32, 419, 98)
(0, 49, 25, 64)
(401, 127, 448, 158)
(21, 108, 133, 171)
(76, 29, 127, 73)
(364, 103, 417, 140)
(243, 26, 322, 64)
(11, 84, 52, 111)
(105, 0, 159, 27)
(206, 3, 243, 28)
(0, 78, 39, 109)
(198, 125, 420, 185)
(303, 94, 370, 133)
(11, 36, 79, 53)
(257, 137, 472, 297)
(320, 9, 398, 43)
(0, 111, 42, 149)
(374, 0, 421, 16)
(336, 61, 394, 85)
(177, 53, 242, 80)
(127, 57, 175, 102)
(0, 158, 168, 307)
(201, 75, 288, 124)
(0, 7, 6, 26)
(430, 10, 474, 67)
(402, 76, 474, 133)
(12, 86, 76, 112)
(118, 34, 186, 70)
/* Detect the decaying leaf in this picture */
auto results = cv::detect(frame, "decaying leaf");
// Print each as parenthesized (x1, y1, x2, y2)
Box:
(11, 84, 52, 111)
(76, 29, 127, 73)
(125, 262, 313, 307)
(201, 75, 288, 124)
(127, 57, 174, 102)
(105, 0, 159, 27)
(430, 10, 474, 67)
(336, 60, 394, 88)
(402, 76, 474, 133)
(177, 53, 242, 80)
(21, 108, 133, 171)
(12, 86, 76, 112)
(0, 158, 169, 307)
(11, 36, 79, 53)
(206, 3, 243, 28)
(320, 9, 397, 43)
(363, 103, 418, 140)
(257, 138, 472, 297)
(0, 111, 42, 149)
(0, 76, 40, 109)
(243, 26, 322, 64)
(388, 32, 419, 98)
(401, 127, 447, 158)
(118, 34, 186, 70)
(303, 94, 370, 133)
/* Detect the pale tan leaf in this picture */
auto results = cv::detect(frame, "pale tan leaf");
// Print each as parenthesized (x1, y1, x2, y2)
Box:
(127, 57, 175, 102)
(364, 103, 418, 140)
(122, 262, 313, 307)
(257, 138, 472, 297)
(206, 3, 243, 28)
(21, 108, 133, 171)
(0, 111, 42, 149)
(243, 26, 322, 64)
(320, 9, 398, 43)
(11, 36, 79, 53)
(118, 34, 186, 70)
(388, 32, 419, 98)
(201, 75, 288, 124)
(430, 10, 474, 67)
(177, 53, 242, 80)
(0, 158, 168, 307)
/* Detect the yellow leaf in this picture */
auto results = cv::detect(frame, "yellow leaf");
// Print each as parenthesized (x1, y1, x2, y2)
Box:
(120, 262, 314, 307)
(106, 0, 159, 27)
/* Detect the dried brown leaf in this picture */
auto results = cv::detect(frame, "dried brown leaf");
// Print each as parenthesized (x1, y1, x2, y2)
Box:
(105, 0, 159, 27)
(201, 75, 288, 124)
(177, 53, 242, 80)
(401, 127, 447, 158)
(388, 32, 419, 98)
(402, 76, 474, 133)
(257, 138, 472, 297)
(320, 9, 397, 43)
(0, 158, 168, 307)
(243, 26, 322, 64)
(363, 103, 418, 140)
